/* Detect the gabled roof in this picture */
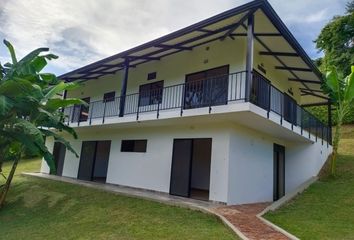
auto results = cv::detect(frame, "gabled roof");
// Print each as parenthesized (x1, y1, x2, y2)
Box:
(59, 0, 326, 103)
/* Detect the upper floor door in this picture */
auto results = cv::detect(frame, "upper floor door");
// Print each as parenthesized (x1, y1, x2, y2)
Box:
(72, 97, 90, 123)
(184, 65, 229, 109)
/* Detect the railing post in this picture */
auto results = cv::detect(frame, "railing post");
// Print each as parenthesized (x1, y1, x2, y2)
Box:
(322, 124, 324, 145)
(267, 84, 271, 118)
(280, 94, 283, 125)
(300, 109, 303, 135)
(245, 14, 254, 102)
(291, 107, 293, 130)
(119, 59, 129, 117)
(137, 95, 140, 121)
(180, 84, 185, 116)
(309, 117, 311, 139)
(89, 103, 94, 125)
(209, 78, 213, 114)
(78, 105, 82, 126)
(102, 101, 107, 124)
(157, 101, 160, 119)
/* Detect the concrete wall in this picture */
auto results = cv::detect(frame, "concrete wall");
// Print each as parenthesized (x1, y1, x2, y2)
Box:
(41, 123, 230, 203)
(41, 120, 332, 205)
(285, 140, 332, 193)
(228, 124, 278, 205)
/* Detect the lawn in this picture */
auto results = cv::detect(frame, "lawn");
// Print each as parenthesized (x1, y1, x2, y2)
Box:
(265, 124, 354, 240)
(0, 159, 236, 240)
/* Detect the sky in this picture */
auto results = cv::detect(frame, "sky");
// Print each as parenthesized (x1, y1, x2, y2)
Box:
(0, 0, 348, 75)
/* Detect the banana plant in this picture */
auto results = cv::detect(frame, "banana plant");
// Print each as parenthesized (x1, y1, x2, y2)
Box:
(324, 66, 354, 176)
(0, 40, 86, 208)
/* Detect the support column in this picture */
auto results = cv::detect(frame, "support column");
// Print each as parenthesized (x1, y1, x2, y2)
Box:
(245, 14, 254, 102)
(328, 100, 332, 144)
(119, 59, 129, 117)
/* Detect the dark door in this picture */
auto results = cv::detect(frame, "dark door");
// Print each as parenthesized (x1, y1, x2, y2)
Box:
(78, 141, 97, 181)
(53, 142, 66, 176)
(274, 144, 285, 201)
(92, 141, 111, 182)
(72, 97, 90, 122)
(184, 65, 229, 109)
(170, 138, 212, 199)
(170, 139, 193, 197)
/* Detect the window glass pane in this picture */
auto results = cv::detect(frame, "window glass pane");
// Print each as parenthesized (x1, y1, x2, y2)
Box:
(139, 81, 163, 106)
(104, 92, 115, 102)
(79, 97, 90, 122)
(121, 140, 147, 152)
(134, 140, 147, 152)
(121, 140, 134, 152)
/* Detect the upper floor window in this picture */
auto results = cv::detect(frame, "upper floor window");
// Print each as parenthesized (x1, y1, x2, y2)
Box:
(103, 91, 116, 102)
(147, 72, 157, 80)
(139, 81, 163, 106)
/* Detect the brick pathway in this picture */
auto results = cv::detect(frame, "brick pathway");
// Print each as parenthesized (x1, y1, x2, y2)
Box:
(215, 203, 290, 240)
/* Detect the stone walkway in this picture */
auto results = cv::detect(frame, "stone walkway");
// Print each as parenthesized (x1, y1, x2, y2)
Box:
(214, 203, 290, 240)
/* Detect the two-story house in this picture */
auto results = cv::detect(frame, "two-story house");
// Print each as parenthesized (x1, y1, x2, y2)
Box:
(41, 0, 333, 205)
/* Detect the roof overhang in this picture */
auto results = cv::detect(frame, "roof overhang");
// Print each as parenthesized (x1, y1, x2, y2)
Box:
(59, 0, 327, 104)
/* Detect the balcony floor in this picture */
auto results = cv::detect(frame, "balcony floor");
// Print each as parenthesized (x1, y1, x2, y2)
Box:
(69, 101, 325, 144)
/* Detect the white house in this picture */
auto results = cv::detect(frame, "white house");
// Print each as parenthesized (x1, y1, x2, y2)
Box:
(41, 0, 333, 205)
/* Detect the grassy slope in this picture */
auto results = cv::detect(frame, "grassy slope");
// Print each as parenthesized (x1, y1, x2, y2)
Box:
(265, 125, 354, 240)
(0, 159, 235, 240)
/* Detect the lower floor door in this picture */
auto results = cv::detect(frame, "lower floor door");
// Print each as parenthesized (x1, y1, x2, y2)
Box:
(78, 140, 111, 182)
(53, 142, 66, 176)
(273, 144, 285, 201)
(169, 138, 212, 200)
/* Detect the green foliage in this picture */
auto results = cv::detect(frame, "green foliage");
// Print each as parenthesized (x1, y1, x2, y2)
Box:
(0, 159, 236, 240)
(0, 40, 84, 174)
(323, 66, 354, 175)
(315, 1, 354, 76)
(307, 105, 354, 125)
(264, 124, 354, 239)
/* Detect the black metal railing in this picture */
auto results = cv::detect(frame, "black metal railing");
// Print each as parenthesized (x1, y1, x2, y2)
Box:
(64, 71, 247, 122)
(63, 70, 330, 144)
(252, 71, 330, 145)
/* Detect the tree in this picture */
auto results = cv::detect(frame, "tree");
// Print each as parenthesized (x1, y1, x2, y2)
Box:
(0, 40, 85, 208)
(315, 1, 354, 76)
(324, 66, 354, 176)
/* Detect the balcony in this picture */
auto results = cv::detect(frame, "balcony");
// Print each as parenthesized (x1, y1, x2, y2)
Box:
(63, 71, 331, 144)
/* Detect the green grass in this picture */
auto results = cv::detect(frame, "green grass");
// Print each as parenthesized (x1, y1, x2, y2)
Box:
(0, 159, 236, 240)
(265, 124, 354, 240)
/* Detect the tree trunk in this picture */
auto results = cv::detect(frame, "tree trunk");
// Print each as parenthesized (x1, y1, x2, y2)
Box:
(331, 120, 342, 176)
(0, 154, 21, 209)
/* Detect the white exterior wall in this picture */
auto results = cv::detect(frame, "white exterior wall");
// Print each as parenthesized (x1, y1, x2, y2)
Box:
(106, 125, 230, 203)
(285, 141, 332, 193)
(227, 122, 332, 205)
(41, 121, 332, 205)
(42, 123, 231, 203)
(228, 124, 277, 205)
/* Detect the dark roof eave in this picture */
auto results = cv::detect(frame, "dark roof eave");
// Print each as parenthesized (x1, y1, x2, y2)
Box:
(259, 1, 323, 82)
